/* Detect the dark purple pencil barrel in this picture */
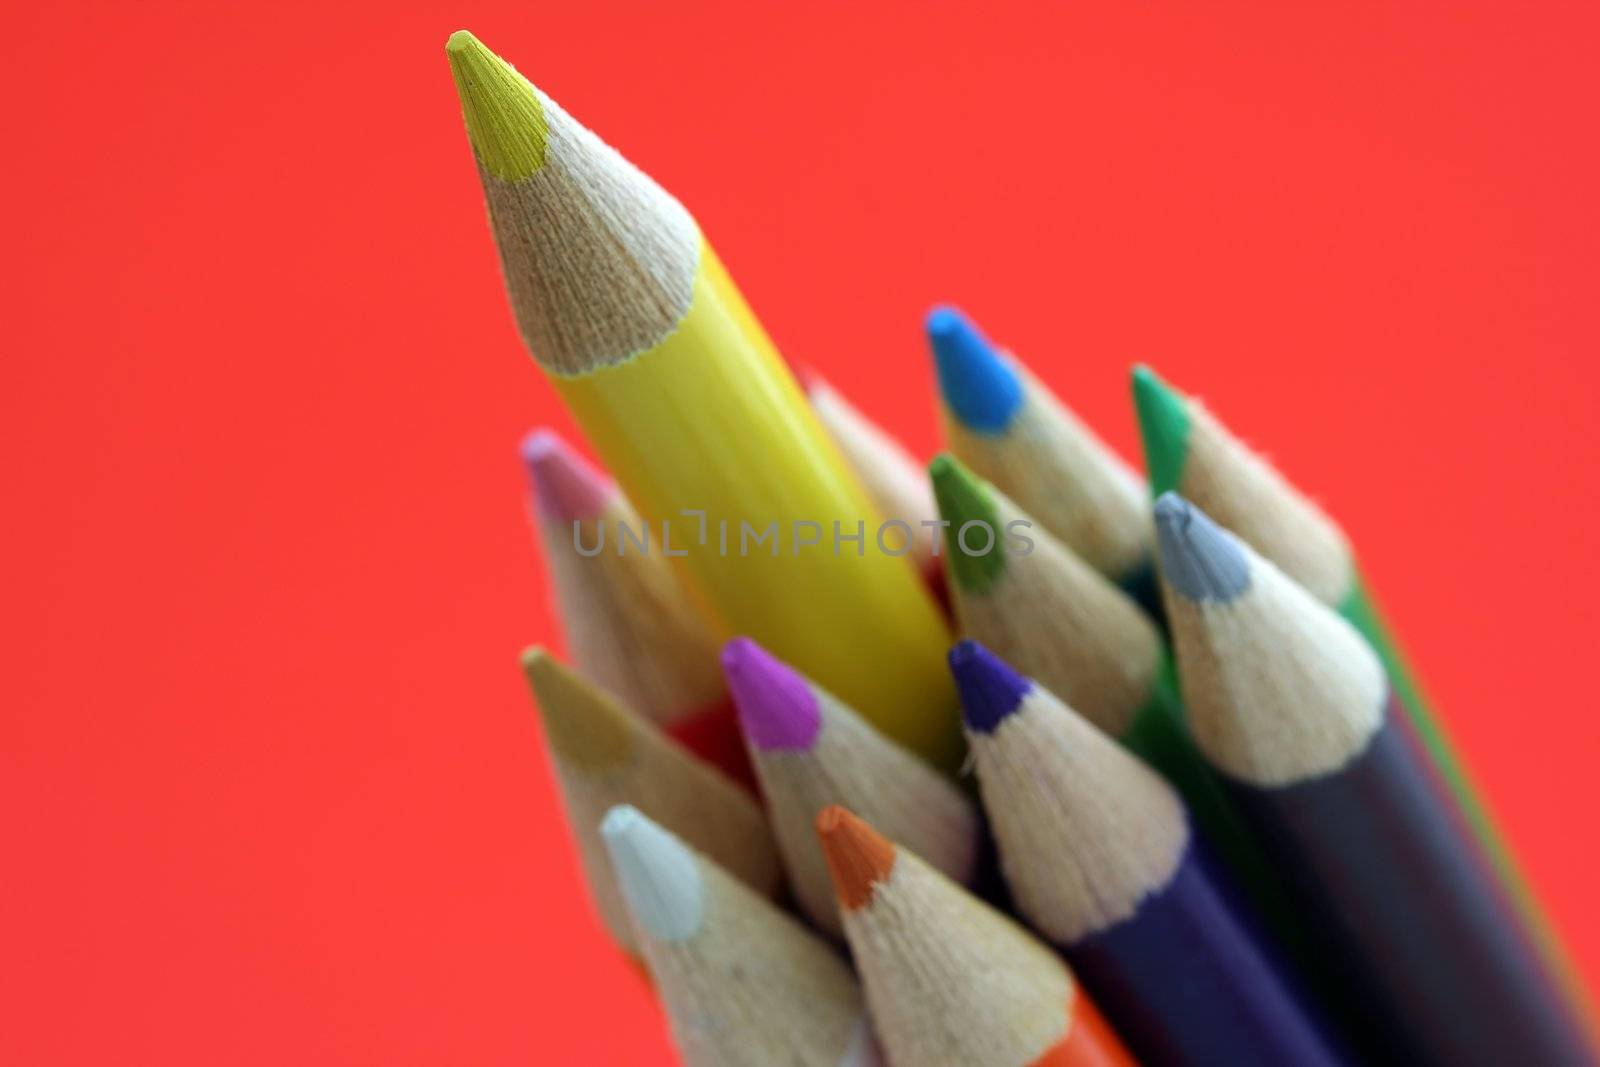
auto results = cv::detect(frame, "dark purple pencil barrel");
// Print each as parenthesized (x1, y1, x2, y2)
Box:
(1226, 698, 1591, 1067)
(1065, 836, 1345, 1067)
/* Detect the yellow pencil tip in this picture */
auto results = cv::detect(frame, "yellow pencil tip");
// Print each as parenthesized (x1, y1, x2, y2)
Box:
(444, 30, 548, 182)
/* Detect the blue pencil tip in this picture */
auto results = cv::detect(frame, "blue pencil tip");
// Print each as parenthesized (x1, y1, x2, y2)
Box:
(1153, 493, 1251, 603)
(925, 306, 1023, 433)
(948, 640, 1031, 734)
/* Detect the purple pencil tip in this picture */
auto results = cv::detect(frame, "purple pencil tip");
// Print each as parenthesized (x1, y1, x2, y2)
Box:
(722, 638, 822, 752)
(520, 429, 614, 521)
(948, 640, 1031, 735)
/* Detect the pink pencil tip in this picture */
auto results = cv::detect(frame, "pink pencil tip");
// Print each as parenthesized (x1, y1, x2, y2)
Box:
(520, 429, 615, 521)
(721, 638, 822, 752)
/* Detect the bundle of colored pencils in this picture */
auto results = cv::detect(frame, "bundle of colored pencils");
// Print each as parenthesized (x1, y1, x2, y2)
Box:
(446, 30, 1597, 1067)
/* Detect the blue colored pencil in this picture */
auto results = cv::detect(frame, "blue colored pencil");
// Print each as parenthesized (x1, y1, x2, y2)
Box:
(1154, 493, 1592, 1067)
(925, 306, 1157, 614)
(951, 640, 1344, 1067)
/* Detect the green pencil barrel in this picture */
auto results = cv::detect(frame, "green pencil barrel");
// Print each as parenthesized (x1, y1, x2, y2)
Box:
(1134, 656, 1389, 1048)
(1341, 577, 1580, 988)
(1339, 578, 1484, 821)
(1121, 666, 1310, 965)
(1114, 558, 1164, 625)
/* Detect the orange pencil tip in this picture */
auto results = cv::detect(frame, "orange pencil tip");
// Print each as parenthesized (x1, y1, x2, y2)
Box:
(816, 806, 897, 912)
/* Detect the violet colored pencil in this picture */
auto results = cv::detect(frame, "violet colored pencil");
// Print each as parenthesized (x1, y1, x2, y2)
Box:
(952, 640, 1343, 1067)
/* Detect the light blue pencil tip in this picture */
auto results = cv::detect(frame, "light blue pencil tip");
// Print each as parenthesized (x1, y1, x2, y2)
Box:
(600, 806, 706, 942)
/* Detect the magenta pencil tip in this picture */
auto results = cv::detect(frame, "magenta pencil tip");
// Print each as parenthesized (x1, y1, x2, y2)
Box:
(520, 429, 614, 521)
(721, 638, 822, 752)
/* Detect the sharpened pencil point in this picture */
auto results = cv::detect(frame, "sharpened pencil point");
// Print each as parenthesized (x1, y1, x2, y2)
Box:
(948, 640, 1031, 734)
(926, 306, 1022, 433)
(520, 429, 615, 520)
(601, 805, 706, 941)
(1132, 366, 1192, 496)
(446, 30, 548, 182)
(928, 453, 1005, 593)
(722, 638, 822, 752)
(816, 806, 897, 912)
(521, 647, 634, 771)
(1154, 494, 1251, 602)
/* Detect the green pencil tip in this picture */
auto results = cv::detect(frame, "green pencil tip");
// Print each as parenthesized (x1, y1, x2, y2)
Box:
(1132, 365, 1192, 497)
(445, 30, 548, 182)
(928, 453, 1006, 594)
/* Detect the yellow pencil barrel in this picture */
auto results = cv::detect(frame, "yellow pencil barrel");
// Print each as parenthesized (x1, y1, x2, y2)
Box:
(556, 245, 960, 769)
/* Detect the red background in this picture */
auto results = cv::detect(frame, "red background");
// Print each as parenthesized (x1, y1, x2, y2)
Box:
(6, 2, 1599, 1062)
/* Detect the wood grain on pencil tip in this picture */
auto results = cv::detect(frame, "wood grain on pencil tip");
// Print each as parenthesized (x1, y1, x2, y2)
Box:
(930, 453, 1156, 737)
(952, 640, 1185, 940)
(953, 639, 1342, 1067)
(519, 430, 754, 785)
(450, 31, 959, 769)
(1133, 368, 1583, 1012)
(519, 648, 780, 954)
(1134, 367, 1349, 603)
(932, 458, 1297, 953)
(602, 806, 884, 1066)
(816, 806, 1135, 1067)
(724, 638, 979, 937)
(926, 305, 1151, 600)
(1153, 493, 1591, 1066)
(445, 29, 697, 374)
(521, 430, 720, 729)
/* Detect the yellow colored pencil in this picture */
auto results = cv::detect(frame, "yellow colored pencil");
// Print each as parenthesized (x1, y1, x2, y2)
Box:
(447, 31, 959, 768)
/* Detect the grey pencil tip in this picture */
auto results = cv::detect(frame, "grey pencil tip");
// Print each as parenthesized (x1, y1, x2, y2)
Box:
(1154, 493, 1251, 602)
